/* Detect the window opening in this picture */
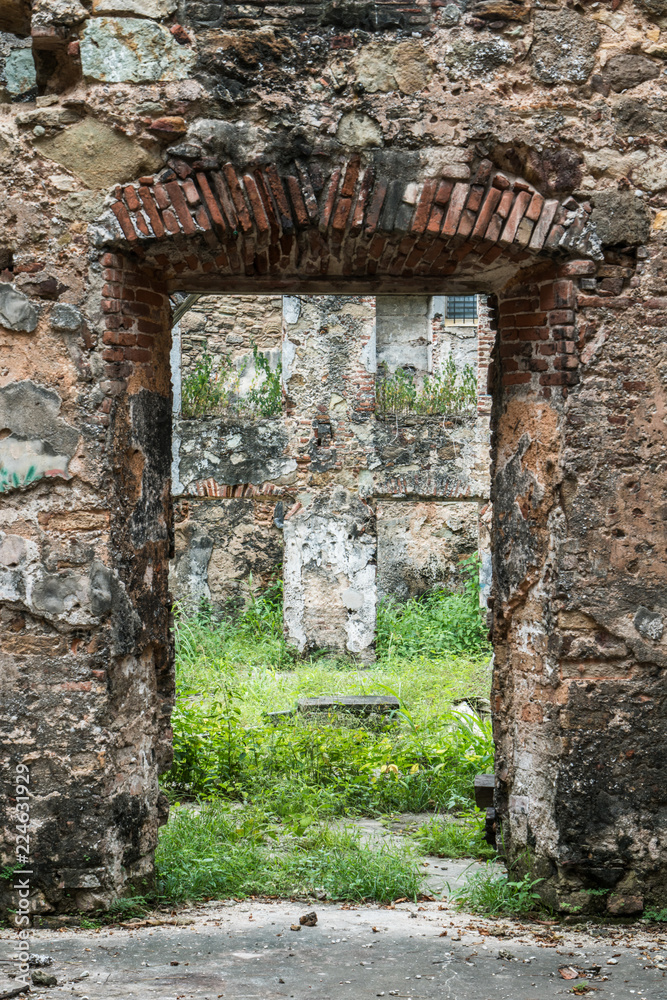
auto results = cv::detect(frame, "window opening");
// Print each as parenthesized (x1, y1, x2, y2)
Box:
(444, 295, 478, 325)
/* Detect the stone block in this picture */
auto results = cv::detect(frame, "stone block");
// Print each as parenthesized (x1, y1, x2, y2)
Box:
(80, 17, 196, 83)
(297, 695, 400, 715)
(92, 0, 177, 15)
(34, 118, 164, 189)
(0, 283, 38, 332)
(603, 53, 660, 93)
(531, 12, 600, 84)
(51, 303, 83, 331)
(590, 191, 651, 246)
(0, 40, 36, 98)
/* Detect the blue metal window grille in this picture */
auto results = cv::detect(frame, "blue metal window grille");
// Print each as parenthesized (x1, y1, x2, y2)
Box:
(445, 295, 478, 322)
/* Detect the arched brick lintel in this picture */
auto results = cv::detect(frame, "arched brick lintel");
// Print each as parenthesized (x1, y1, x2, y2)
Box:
(94, 156, 602, 295)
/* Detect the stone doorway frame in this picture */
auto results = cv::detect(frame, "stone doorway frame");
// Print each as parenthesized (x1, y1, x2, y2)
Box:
(9, 153, 653, 917)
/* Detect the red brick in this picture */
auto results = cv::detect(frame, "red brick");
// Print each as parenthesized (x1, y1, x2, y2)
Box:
(196, 172, 226, 231)
(456, 208, 477, 240)
(286, 175, 309, 228)
(138, 186, 165, 238)
(500, 298, 535, 315)
(471, 187, 502, 240)
(499, 190, 531, 245)
(558, 259, 596, 276)
(492, 172, 511, 190)
(514, 311, 547, 327)
(577, 294, 632, 309)
(350, 166, 375, 234)
(111, 202, 138, 241)
(136, 288, 164, 307)
(123, 185, 140, 212)
(332, 196, 352, 232)
(554, 355, 580, 370)
(243, 173, 270, 235)
(441, 182, 469, 237)
(165, 181, 197, 235)
(548, 309, 575, 325)
(525, 191, 544, 222)
(528, 358, 549, 372)
(223, 164, 253, 232)
(123, 347, 152, 363)
(340, 156, 361, 198)
(426, 204, 445, 236)
(485, 214, 503, 243)
(264, 164, 294, 231)
(181, 178, 200, 206)
(410, 178, 437, 234)
(434, 179, 454, 206)
(321, 167, 342, 230)
(211, 171, 239, 230)
(539, 372, 579, 386)
(295, 161, 320, 224)
(364, 177, 388, 236)
(528, 199, 559, 251)
(503, 373, 531, 385)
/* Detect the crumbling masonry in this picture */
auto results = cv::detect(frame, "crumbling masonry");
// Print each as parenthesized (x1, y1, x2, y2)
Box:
(1, 0, 666, 917)
(169, 291, 491, 659)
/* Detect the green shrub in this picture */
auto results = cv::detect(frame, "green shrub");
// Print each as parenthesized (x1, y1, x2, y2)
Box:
(181, 352, 232, 418)
(377, 556, 491, 659)
(376, 357, 477, 417)
(413, 810, 495, 860)
(180, 344, 282, 419)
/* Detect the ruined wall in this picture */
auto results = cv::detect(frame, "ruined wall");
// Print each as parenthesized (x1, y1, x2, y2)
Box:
(0, 0, 666, 914)
(376, 499, 480, 602)
(172, 291, 489, 626)
(178, 294, 282, 383)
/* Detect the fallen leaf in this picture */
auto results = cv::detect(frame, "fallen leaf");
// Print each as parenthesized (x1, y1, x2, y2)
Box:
(559, 966, 580, 980)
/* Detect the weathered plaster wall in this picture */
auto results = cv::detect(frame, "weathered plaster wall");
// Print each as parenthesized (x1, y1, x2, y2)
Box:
(171, 291, 489, 620)
(0, 0, 665, 915)
(376, 499, 480, 601)
(170, 495, 282, 608)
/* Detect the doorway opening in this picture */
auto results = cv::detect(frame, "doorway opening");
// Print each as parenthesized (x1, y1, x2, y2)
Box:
(161, 289, 497, 904)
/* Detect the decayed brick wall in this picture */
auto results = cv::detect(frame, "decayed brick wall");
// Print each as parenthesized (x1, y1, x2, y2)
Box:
(1, 0, 666, 917)
(172, 292, 489, 626)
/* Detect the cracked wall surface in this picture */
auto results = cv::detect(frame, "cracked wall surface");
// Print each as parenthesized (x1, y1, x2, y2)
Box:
(0, 0, 665, 916)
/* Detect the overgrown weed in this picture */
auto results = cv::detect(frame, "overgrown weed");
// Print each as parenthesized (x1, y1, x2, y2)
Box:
(447, 860, 543, 916)
(156, 802, 421, 904)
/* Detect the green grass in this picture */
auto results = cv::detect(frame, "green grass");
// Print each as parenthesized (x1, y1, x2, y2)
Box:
(156, 802, 422, 904)
(413, 811, 496, 860)
(447, 861, 543, 916)
(154, 566, 494, 904)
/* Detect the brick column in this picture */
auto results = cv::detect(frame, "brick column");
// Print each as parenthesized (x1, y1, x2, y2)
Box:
(0, 250, 174, 914)
(491, 258, 667, 916)
(282, 295, 377, 660)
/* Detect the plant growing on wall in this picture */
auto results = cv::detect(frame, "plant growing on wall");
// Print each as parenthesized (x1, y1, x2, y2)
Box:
(181, 352, 237, 418)
(181, 345, 282, 418)
(376, 357, 477, 417)
(243, 344, 283, 418)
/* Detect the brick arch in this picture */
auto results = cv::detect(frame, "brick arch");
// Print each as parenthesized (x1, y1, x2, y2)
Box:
(98, 155, 600, 293)
(81, 151, 652, 918)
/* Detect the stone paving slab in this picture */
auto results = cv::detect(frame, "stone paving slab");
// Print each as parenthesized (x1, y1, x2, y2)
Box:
(1, 898, 667, 1000)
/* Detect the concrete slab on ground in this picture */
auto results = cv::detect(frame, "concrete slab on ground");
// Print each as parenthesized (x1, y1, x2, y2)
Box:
(1, 897, 666, 1000)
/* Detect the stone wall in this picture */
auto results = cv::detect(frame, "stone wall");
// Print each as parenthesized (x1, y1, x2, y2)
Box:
(178, 294, 282, 383)
(171, 292, 490, 626)
(0, 0, 666, 917)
